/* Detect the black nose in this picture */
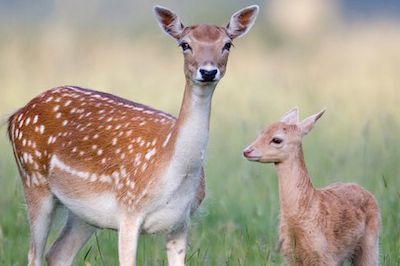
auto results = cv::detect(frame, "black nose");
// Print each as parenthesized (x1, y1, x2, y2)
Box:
(199, 69, 218, 82)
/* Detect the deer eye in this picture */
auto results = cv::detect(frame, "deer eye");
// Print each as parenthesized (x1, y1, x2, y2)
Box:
(223, 42, 233, 52)
(271, 137, 283, 144)
(179, 42, 191, 51)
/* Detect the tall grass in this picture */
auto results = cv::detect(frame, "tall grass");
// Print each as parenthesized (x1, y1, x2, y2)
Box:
(0, 22, 399, 265)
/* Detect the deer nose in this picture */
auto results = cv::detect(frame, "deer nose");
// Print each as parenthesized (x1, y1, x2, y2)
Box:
(199, 68, 218, 82)
(243, 147, 254, 158)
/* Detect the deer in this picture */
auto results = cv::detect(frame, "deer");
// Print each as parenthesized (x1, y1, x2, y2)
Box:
(243, 107, 381, 266)
(7, 5, 259, 266)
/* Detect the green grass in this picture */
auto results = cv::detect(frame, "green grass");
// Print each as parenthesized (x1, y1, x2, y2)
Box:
(0, 23, 400, 265)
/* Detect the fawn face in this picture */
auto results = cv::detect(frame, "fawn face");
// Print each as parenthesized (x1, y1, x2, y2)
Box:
(243, 107, 326, 163)
(243, 122, 301, 163)
(154, 5, 259, 86)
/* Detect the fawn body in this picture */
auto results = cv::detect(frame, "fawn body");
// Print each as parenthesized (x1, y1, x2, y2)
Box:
(243, 108, 380, 265)
(8, 5, 259, 266)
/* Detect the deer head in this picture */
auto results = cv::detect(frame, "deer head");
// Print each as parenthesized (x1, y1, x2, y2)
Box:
(243, 107, 326, 163)
(154, 5, 259, 86)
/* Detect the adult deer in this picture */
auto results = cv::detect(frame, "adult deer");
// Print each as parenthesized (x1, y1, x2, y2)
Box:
(7, 5, 259, 266)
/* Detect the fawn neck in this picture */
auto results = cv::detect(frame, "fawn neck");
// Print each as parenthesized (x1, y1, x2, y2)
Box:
(166, 80, 215, 180)
(275, 145, 315, 218)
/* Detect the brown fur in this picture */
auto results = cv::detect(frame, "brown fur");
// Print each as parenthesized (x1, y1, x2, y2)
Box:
(8, 85, 205, 210)
(244, 109, 381, 265)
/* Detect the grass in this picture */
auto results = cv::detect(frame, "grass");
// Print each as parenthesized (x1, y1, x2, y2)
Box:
(0, 22, 399, 265)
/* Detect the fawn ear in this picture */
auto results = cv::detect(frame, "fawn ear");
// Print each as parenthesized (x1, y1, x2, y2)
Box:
(280, 107, 299, 125)
(299, 109, 326, 136)
(154, 5, 184, 40)
(226, 5, 259, 39)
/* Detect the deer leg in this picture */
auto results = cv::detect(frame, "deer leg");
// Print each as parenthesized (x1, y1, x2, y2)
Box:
(353, 235, 379, 266)
(166, 226, 189, 266)
(46, 211, 96, 266)
(25, 187, 55, 266)
(118, 213, 143, 266)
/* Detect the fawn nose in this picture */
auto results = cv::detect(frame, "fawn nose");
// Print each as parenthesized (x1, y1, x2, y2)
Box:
(199, 68, 218, 82)
(243, 147, 254, 158)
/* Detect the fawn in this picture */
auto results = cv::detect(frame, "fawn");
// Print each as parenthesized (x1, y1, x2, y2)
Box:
(7, 5, 259, 266)
(243, 107, 380, 265)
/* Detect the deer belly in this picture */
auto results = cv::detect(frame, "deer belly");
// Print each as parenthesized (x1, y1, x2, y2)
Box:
(51, 185, 121, 230)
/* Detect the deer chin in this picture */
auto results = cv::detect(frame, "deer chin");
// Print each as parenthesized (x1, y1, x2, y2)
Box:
(193, 78, 219, 86)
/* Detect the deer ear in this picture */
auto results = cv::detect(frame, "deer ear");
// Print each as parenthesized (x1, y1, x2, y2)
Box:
(280, 107, 299, 125)
(299, 109, 326, 136)
(226, 5, 259, 39)
(154, 5, 184, 40)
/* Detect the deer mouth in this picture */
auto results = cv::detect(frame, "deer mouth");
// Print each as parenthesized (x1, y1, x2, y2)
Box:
(244, 155, 262, 161)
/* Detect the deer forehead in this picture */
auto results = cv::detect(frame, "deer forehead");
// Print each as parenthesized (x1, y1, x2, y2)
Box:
(262, 123, 299, 138)
(183, 25, 228, 42)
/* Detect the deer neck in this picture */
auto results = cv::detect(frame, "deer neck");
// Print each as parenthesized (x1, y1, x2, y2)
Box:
(165, 80, 215, 180)
(275, 145, 315, 219)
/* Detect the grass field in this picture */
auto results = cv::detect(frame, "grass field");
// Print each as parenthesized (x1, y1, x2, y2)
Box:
(0, 22, 399, 265)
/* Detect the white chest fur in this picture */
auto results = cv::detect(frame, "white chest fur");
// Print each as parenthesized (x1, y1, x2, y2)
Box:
(141, 86, 212, 233)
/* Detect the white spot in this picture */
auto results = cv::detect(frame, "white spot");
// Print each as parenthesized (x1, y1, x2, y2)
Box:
(45, 96, 54, 103)
(99, 175, 112, 183)
(64, 100, 72, 106)
(125, 130, 133, 137)
(34, 150, 42, 158)
(151, 139, 157, 146)
(112, 138, 117, 145)
(162, 132, 172, 147)
(62, 120, 69, 126)
(112, 171, 120, 183)
(134, 153, 142, 167)
(90, 174, 98, 182)
(93, 134, 99, 139)
(145, 148, 156, 160)
(53, 105, 60, 112)
(39, 125, 45, 134)
(56, 112, 62, 119)
(97, 149, 103, 156)
(33, 115, 39, 124)
(25, 117, 31, 126)
(141, 162, 148, 172)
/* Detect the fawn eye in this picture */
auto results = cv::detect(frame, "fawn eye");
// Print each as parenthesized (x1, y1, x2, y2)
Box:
(223, 42, 233, 52)
(271, 137, 283, 144)
(179, 42, 191, 51)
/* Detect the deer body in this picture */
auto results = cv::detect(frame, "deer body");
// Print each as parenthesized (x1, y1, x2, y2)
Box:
(8, 5, 259, 266)
(244, 108, 380, 266)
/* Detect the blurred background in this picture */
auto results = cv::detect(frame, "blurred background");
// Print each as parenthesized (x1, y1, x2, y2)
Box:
(0, 0, 399, 265)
